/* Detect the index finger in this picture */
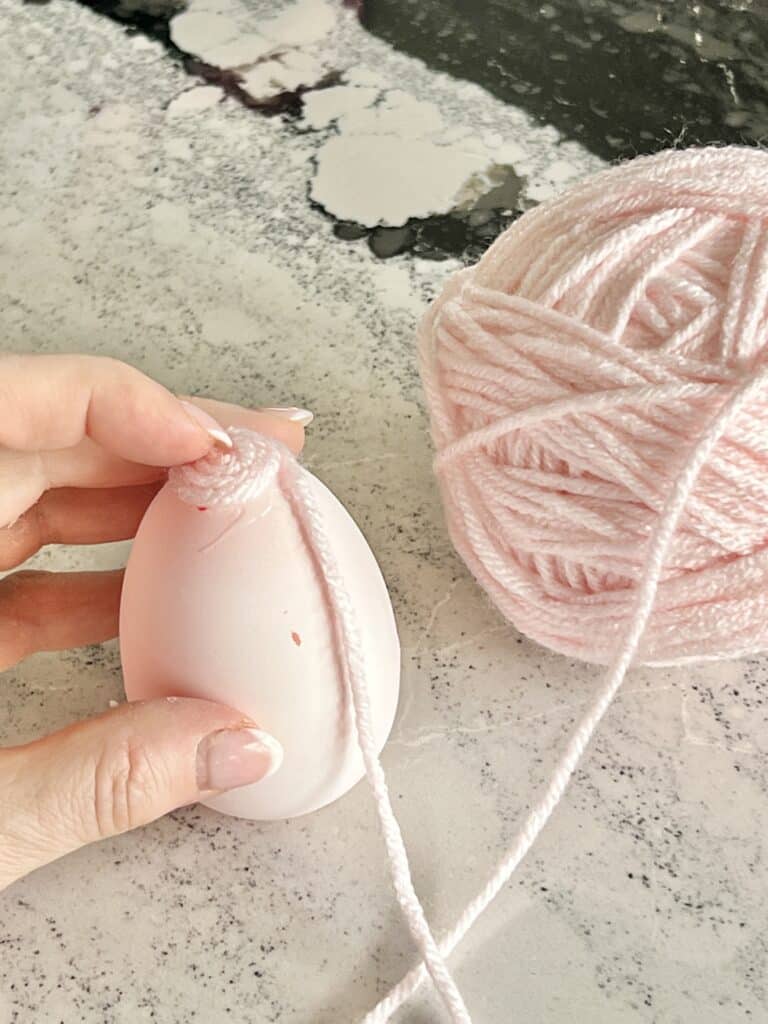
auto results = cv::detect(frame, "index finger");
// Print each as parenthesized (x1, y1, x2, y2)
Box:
(42, 399, 307, 491)
(0, 353, 216, 466)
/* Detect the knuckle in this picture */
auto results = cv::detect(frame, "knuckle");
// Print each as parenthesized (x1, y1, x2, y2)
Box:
(91, 737, 160, 839)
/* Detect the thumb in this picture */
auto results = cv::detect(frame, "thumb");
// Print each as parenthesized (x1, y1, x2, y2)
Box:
(0, 698, 283, 889)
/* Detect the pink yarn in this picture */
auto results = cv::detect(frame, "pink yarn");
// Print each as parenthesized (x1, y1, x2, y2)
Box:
(170, 429, 472, 1023)
(361, 146, 768, 1022)
(421, 145, 768, 666)
(172, 148, 768, 1024)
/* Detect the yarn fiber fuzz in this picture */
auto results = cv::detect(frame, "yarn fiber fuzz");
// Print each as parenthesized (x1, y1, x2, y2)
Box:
(421, 146, 768, 667)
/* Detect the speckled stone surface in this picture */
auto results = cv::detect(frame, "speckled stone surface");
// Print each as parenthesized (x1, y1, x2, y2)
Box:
(2, 1, 768, 1022)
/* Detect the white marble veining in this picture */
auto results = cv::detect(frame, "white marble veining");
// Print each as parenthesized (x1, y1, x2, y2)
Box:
(1, 1, 767, 1022)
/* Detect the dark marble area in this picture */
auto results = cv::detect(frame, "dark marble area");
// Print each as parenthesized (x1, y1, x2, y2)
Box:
(362, 0, 768, 160)
(65, 0, 182, 43)
(55, 0, 768, 259)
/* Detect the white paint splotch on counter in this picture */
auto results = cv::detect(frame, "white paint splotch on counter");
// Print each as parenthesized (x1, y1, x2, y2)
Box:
(308, 86, 509, 227)
(2, 0, 767, 1022)
(170, 0, 337, 96)
(165, 0, 600, 229)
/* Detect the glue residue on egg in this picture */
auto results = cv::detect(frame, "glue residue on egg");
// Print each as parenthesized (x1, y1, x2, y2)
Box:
(119, 469, 401, 821)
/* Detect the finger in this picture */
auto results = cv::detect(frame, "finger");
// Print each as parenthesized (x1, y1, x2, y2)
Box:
(0, 698, 283, 889)
(20, 403, 307, 491)
(184, 398, 307, 455)
(0, 396, 308, 525)
(0, 484, 162, 571)
(43, 402, 306, 490)
(0, 353, 221, 464)
(0, 570, 123, 671)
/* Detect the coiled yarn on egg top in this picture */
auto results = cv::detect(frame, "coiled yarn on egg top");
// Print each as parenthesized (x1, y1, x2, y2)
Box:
(421, 146, 768, 666)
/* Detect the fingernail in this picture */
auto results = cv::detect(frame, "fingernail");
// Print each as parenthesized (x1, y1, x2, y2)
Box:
(196, 727, 283, 792)
(180, 401, 233, 449)
(259, 406, 314, 427)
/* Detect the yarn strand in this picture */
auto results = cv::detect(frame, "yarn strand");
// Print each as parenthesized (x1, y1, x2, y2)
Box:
(171, 147, 768, 1024)
(283, 461, 473, 1024)
(421, 147, 768, 667)
(362, 361, 768, 1024)
(363, 146, 768, 1021)
(171, 431, 471, 1021)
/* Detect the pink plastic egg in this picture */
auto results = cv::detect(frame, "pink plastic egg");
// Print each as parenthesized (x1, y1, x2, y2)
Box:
(119, 451, 400, 821)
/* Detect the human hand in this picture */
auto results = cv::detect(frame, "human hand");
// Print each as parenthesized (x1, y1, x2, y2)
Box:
(0, 353, 309, 890)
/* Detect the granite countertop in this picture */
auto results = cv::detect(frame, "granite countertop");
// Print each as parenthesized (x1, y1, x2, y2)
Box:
(2, 1, 767, 1021)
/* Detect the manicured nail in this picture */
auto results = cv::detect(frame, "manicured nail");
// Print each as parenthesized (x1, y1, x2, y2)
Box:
(180, 401, 233, 448)
(196, 727, 283, 792)
(260, 406, 314, 427)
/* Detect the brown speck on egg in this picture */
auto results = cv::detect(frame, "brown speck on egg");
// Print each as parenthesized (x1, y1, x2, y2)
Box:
(291, 631, 302, 647)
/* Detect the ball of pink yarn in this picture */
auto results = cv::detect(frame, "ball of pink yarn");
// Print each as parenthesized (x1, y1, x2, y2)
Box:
(420, 146, 768, 667)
